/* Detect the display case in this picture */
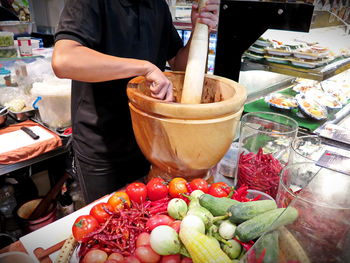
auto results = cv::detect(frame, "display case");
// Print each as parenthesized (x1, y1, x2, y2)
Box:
(211, 1, 350, 142)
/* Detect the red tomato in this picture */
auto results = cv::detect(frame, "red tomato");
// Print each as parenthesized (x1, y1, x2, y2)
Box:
(72, 215, 99, 242)
(135, 245, 160, 263)
(169, 220, 181, 233)
(136, 232, 151, 247)
(160, 255, 181, 263)
(123, 256, 141, 263)
(146, 178, 169, 201)
(89, 202, 113, 223)
(189, 178, 209, 193)
(208, 182, 231, 197)
(169, 178, 188, 198)
(105, 260, 119, 263)
(82, 249, 107, 263)
(146, 214, 174, 231)
(126, 182, 147, 203)
(180, 257, 193, 263)
(108, 252, 124, 262)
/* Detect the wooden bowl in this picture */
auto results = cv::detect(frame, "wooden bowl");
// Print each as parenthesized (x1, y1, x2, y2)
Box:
(127, 71, 246, 181)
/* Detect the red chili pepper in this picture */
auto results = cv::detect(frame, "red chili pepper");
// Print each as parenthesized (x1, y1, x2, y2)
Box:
(256, 248, 266, 263)
(237, 148, 283, 198)
(233, 237, 254, 251)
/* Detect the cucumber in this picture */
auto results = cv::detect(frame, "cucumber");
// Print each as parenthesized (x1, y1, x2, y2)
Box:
(199, 194, 240, 216)
(228, 200, 277, 224)
(254, 230, 279, 263)
(235, 207, 298, 242)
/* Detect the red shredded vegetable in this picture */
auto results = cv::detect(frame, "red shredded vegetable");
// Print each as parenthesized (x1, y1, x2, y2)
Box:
(237, 148, 283, 199)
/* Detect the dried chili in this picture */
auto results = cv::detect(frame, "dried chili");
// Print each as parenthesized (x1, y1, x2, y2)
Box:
(78, 201, 152, 259)
(237, 148, 283, 199)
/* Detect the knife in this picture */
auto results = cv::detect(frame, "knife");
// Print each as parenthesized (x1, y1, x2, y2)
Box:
(21, 127, 40, 140)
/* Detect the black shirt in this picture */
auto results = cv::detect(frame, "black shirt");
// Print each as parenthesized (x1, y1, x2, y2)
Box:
(55, 0, 183, 164)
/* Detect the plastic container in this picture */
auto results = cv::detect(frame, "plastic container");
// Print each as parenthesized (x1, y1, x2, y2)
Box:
(31, 79, 71, 129)
(234, 112, 298, 199)
(0, 46, 17, 58)
(0, 67, 11, 86)
(0, 21, 33, 37)
(0, 31, 14, 47)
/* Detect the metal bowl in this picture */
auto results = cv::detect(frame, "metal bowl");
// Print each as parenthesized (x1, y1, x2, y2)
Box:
(0, 107, 8, 127)
(8, 109, 35, 122)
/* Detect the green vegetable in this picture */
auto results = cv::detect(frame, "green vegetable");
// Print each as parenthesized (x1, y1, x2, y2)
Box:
(221, 239, 241, 259)
(187, 206, 213, 227)
(218, 220, 236, 240)
(228, 200, 277, 224)
(181, 215, 205, 234)
(167, 198, 188, 219)
(254, 231, 279, 263)
(207, 225, 232, 246)
(182, 193, 201, 210)
(190, 189, 205, 199)
(235, 207, 298, 242)
(150, 225, 181, 255)
(199, 194, 240, 216)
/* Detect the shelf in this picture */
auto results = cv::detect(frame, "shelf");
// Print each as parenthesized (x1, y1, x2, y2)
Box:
(242, 57, 350, 81)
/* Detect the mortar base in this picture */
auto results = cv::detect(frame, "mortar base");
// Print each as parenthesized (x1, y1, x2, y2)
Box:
(146, 165, 214, 183)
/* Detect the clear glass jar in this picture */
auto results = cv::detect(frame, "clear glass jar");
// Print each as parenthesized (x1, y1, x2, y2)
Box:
(235, 112, 298, 199)
(273, 162, 350, 263)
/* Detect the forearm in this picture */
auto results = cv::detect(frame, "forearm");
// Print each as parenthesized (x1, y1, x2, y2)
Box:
(170, 35, 192, 71)
(52, 40, 151, 82)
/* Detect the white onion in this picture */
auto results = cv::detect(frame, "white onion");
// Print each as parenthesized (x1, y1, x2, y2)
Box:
(180, 215, 205, 234)
(150, 225, 181, 255)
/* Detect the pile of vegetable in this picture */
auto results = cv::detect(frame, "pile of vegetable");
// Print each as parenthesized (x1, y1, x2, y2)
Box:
(71, 177, 298, 263)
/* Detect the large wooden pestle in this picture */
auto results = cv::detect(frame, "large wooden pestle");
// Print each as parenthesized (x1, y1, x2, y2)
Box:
(181, 0, 210, 104)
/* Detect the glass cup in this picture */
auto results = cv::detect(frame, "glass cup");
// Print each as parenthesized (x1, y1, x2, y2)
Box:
(290, 135, 350, 164)
(235, 112, 298, 199)
(275, 162, 350, 262)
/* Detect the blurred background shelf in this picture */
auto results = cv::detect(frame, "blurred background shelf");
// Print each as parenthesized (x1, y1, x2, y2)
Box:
(242, 57, 350, 81)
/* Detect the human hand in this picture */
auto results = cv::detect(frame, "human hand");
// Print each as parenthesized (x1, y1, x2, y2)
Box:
(144, 63, 174, 102)
(191, 0, 220, 31)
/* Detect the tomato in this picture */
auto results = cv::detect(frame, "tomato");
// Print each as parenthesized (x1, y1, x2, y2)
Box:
(82, 249, 107, 263)
(189, 178, 209, 193)
(126, 182, 148, 204)
(123, 256, 141, 263)
(89, 202, 113, 223)
(136, 232, 151, 247)
(208, 182, 231, 197)
(135, 245, 160, 263)
(169, 220, 181, 233)
(146, 214, 174, 231)
(108, 192, 131, 211)
(169, 178, 188, 198)
(72, 215, 99, 242)
(108, 253, 124, 263)
(146, 177, 169, 201)
(180, 257, 193, 263)
(105, 260, 119, 263)
(160, 255, 181, 263)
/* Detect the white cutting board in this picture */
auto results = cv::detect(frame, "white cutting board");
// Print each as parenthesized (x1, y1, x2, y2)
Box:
(0, 126, 54, 154)
(20, 195, 111, 263)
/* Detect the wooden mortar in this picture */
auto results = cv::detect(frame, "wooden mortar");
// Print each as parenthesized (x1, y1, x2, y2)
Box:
(127, 72, 246, 181)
